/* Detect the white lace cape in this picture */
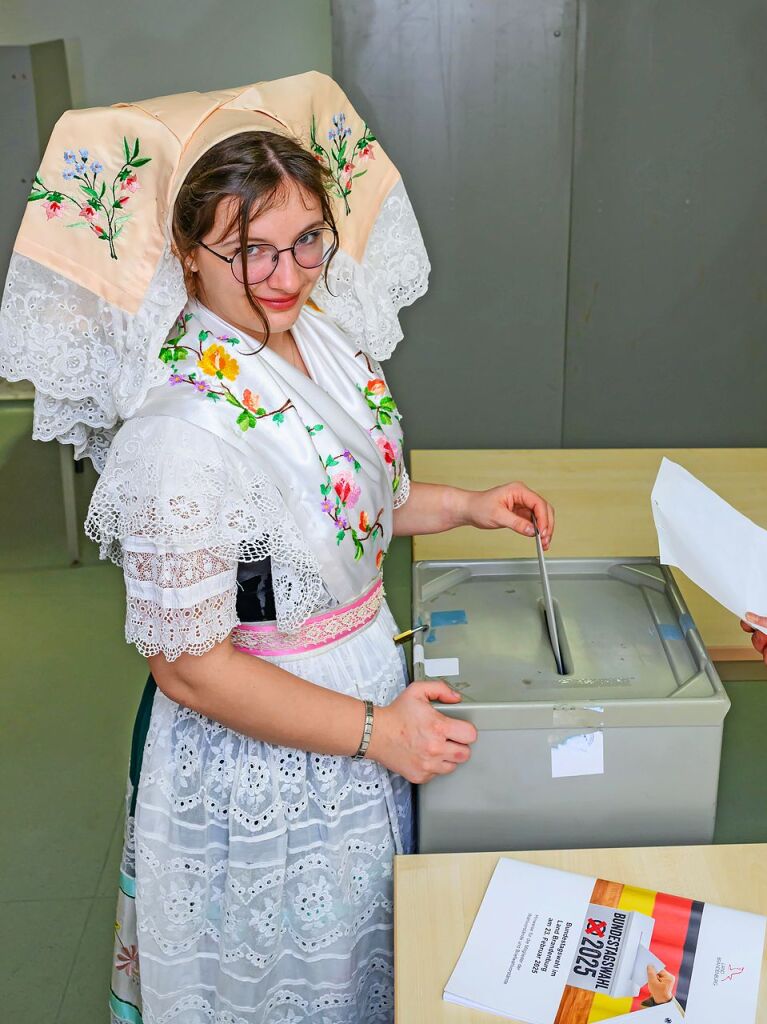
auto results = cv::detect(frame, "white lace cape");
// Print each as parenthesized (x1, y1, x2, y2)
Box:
(0, 178, 429, 473)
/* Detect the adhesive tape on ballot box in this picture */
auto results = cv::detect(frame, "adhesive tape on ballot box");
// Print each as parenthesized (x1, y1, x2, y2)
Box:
(552, 704, 605, 728)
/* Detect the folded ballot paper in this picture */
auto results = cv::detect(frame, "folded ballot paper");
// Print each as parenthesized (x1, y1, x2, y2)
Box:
(651, 458, 767, 635)
(444, 858, 765, 1023)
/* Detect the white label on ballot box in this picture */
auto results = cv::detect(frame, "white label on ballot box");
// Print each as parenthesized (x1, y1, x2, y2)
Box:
(551, 731, 604, 778)
(423, 657, 460, 677)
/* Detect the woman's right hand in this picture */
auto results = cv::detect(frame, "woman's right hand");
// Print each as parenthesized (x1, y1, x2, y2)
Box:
(366, 680, 478, 784)
(741, 613, 767, 664)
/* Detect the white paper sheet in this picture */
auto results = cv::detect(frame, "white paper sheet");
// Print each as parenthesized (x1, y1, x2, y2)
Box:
(443, 858, 596, 1023)
(651, 458, 767, 635)
(550, 731, 604, 778)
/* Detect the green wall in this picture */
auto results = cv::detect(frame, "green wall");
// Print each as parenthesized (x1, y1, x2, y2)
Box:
(0, 0, 332, 108)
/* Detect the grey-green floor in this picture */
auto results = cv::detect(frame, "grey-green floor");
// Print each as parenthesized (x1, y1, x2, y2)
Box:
(2, 404, 766, 1022)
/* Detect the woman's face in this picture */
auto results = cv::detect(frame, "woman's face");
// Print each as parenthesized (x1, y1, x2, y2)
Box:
(190, 179, 326, 339)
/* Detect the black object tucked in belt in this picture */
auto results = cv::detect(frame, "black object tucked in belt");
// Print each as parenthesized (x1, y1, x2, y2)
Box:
(234, 557, 277, 622)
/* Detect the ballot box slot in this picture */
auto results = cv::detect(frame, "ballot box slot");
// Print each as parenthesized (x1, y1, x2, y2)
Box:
(536, 597, 574, 676)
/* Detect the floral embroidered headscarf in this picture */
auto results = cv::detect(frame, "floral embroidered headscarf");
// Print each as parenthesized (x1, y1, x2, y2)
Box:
(0, 71, 429, 469)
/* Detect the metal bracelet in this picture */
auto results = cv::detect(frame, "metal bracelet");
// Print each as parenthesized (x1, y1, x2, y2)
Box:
(352, 699, 375, 760)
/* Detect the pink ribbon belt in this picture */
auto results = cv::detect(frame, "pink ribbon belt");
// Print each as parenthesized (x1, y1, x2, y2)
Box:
(230, 577, 384, 657)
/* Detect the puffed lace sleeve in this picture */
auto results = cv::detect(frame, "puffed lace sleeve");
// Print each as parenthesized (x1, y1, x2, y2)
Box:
(83, 415, 325, 660)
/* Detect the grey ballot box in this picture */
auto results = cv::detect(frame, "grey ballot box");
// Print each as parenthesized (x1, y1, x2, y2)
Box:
(412, 557, 730, 854)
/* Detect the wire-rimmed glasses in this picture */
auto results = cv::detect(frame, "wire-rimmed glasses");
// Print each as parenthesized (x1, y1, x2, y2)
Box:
(197, 225, 338, 284)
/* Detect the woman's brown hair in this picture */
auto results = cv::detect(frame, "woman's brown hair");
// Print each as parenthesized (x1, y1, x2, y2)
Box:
(172, 130, 338, 346)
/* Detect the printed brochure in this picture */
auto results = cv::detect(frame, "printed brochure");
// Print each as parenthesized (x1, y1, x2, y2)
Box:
(444, 858, 765, 1023)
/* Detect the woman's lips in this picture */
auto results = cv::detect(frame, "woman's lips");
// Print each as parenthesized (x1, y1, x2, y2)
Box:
(259, 293, 300, 311)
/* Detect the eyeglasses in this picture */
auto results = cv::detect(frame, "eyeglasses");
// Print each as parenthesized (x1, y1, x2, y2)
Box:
(197, 225, 338, 284)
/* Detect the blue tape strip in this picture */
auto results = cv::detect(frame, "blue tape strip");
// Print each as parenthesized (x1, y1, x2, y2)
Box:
(430, 610, 468, 627)
(680, 614, 695, 635)
(659, 623, 684, 642)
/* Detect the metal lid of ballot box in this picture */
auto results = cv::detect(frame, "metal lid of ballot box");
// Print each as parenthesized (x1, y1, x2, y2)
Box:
(411, 558, 730, 729)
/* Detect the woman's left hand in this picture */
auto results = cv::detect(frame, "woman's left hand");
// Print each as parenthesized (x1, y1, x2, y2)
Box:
(741, 613, 767, 663)
(465, 481, 555, 550)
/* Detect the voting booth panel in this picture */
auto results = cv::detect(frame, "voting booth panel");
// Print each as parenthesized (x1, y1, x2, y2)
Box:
(412, 558, 730, 854)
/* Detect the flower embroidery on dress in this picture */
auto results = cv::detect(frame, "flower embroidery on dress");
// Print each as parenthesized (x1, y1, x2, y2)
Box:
(293, 876, 335, 930)
(318, 448, 384, 563)
(113, 920, 140, 980)
(360, 377, 399, 429)
(197, 342, 239, 381)
(158, 309, 389, 567)
(250, 896, 281, 941)
(28, 137, 151, 260)
(354, 351, 406, 504)
(159, 313, 293, 431)
(309, 112, 376, 215)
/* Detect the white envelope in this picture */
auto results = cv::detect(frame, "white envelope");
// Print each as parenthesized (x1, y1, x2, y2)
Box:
(651, 458, 767, 634)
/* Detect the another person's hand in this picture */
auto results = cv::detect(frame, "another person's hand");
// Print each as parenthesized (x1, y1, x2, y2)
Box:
(646, 966, 676, 1004)
(465, 481, 555, 550)
(740, 613, 767, 663)
(367, 680, 478, 784)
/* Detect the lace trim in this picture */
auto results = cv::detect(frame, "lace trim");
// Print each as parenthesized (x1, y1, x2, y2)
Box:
(0, 245, 186, 472)
(123, 546, 234, 589)
(392, 464, 411, 509)
(231, 578, 383, 656)
(312, 178, 430, 361)
(126, 589, 238, 661)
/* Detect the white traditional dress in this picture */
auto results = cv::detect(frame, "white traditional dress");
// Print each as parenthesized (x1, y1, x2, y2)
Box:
(0, 73, 430, 1024)
(84, 298, 417, 1023)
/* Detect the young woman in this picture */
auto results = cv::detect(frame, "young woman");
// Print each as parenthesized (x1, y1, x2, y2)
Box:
(0, 73, 554, 1023)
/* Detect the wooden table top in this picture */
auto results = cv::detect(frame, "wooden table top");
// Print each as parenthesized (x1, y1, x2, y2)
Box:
(410, 448, 767, 661)
(394, 843, 767, 1023)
